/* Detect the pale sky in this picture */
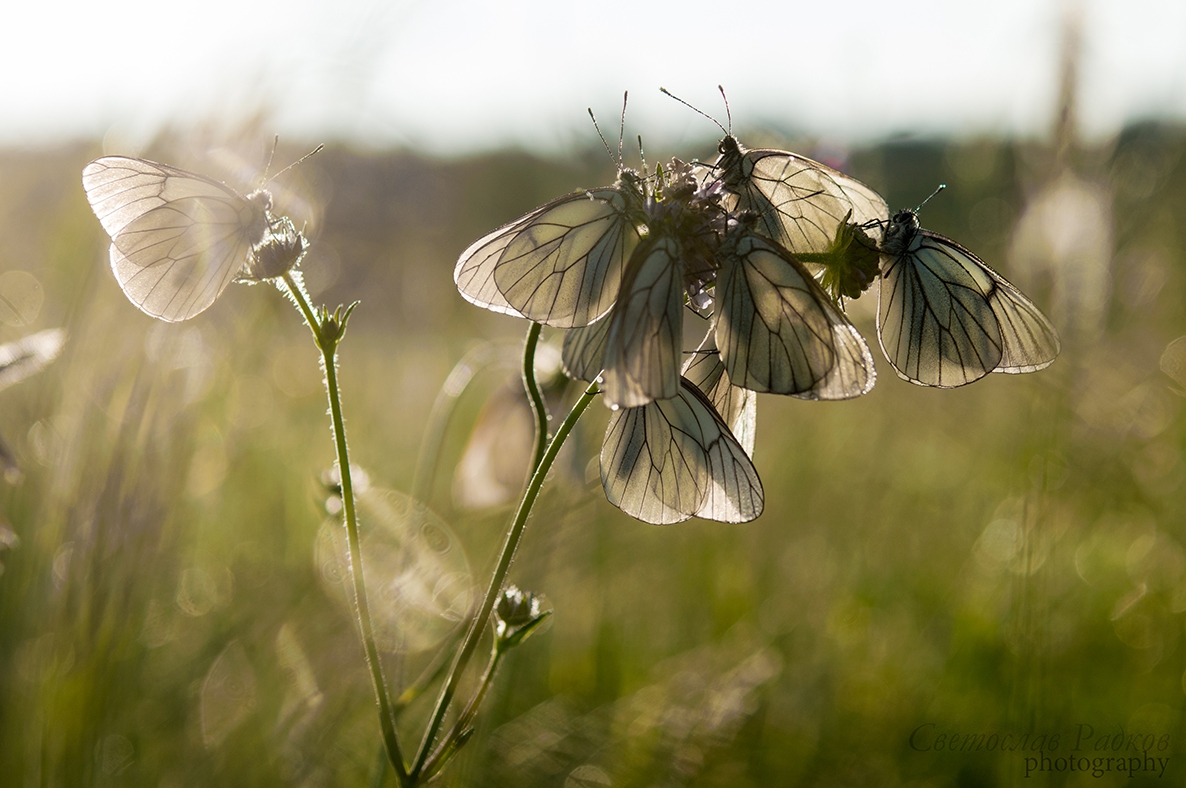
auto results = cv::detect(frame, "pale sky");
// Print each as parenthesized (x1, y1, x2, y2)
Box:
(3, 0, 1184, 155)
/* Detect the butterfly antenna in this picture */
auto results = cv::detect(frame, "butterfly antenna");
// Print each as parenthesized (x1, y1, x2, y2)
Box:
(637, 134, 647, 175)
(915, 183, 947, 213)
(265, 144, 325, 186)
(262, 135, 280, 183)
(617, 91, 628, 168)
(717, 85, 733, 133)
(659, 87, 728, 136)
(588, 108, 617, 165)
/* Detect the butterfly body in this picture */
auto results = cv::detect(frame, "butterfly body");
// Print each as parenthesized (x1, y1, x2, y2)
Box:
(83, 157, 281, 322)
(876, 209, 1061, 387)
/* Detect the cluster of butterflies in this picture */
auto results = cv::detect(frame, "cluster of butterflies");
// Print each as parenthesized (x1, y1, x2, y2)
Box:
(75, 98, 1060, 527)
(455, 90, 1061, 526)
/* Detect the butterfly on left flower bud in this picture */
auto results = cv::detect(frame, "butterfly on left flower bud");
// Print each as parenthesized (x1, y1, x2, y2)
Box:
(83, 151, 317, 322)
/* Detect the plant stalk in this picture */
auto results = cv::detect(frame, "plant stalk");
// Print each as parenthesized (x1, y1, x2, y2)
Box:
(282, 273, 408, 783)
(410, 370, 599, 779)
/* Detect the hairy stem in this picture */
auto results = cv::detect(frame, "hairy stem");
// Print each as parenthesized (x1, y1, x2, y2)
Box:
(282, 273, 408, 783)
(410, 373, 600, 779)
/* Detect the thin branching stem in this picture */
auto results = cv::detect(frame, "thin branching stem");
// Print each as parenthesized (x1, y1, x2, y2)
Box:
(281, 273, 409, 784)
(421, 646, 504, 779)
(410, 370, 600, 779)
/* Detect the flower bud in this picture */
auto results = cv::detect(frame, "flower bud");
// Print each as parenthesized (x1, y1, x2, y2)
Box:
(494, 585, 551, 651)
(244, 217, 307, 280)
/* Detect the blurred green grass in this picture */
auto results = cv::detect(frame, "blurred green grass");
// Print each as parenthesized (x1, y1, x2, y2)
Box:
(0, 122, 1184, 786)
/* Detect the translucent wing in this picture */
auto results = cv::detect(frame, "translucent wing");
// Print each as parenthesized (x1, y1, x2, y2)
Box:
(877, 211, 1059, 387)
(982, 264, 1062, 374)
(681, 329, 757, 457)
(561, 313, 610, 382)
(713, 137, 889, 254)
(600, 377, 763, 524)
(82, 157, 267, 322)
(715, 229, 874, 400)
(601, 236, 684, 409)
(454, 185, 642, 328)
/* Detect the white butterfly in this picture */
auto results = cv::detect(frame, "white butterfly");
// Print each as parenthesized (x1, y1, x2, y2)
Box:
(454, 169, 648, 329)
(877, 209, 1061, 387)
(662, 88, 888, 257)
(455, 96, 654, 330)
(710, 134, 890, 257)
(82, 156, 290, 322)
(600, 376, 763, 524)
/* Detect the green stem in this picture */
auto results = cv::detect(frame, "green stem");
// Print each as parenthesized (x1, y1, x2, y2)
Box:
(421, 646, 504, 780)
(281, 273, 408, 784)
(410, 377, 600, 779)
(521, 322, 549, 476)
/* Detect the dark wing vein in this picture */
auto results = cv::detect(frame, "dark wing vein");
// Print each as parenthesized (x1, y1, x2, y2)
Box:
(681, 328, 757, 457)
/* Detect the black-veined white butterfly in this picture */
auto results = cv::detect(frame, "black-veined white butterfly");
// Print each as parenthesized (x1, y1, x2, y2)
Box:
(454, 174, 649, 329)
(877, 209, 1061, 387)
(661, 88, 889, 257)
(600, 376, 763, 524)
(564, 319, 758, 457)
(555, 156, 729, 409)
(82, 156, 292, 322)
(455, 97, 650, 329)
(714, 220, 875, 400)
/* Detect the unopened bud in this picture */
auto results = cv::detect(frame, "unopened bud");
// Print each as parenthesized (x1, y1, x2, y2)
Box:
(494, 585, 551, 651)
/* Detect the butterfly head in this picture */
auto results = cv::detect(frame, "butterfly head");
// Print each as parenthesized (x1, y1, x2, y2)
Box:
(245, 188, 274, 215)
(880, 209, 920, 256)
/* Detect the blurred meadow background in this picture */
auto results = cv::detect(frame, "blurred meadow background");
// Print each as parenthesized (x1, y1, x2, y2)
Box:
(3, 0, 1186, 785)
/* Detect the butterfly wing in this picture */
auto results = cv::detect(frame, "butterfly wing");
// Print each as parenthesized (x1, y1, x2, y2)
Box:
(877, 222, 1007, 387)
(715, 230, 874, 399)
(600, 377, 763, 524)
(681, 328, 757, 457)
(454, 186, 640, 328)
(600, 236, 684, 408)
(561, 313, 611, 382)
(981, 263, 1061, 374)
(715, 139, 889, 254)
(83, 157, 266, 322)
